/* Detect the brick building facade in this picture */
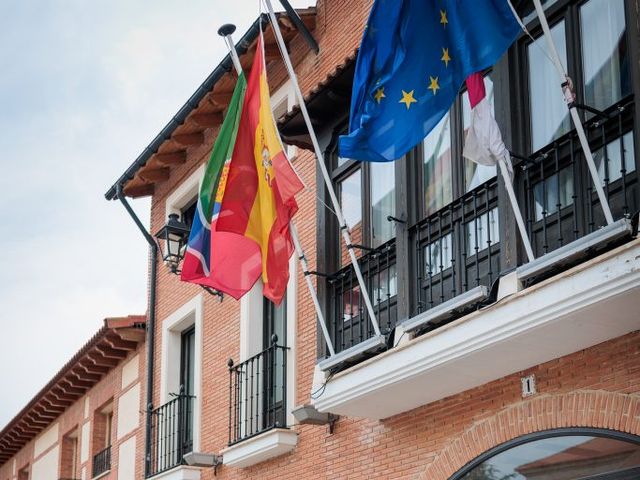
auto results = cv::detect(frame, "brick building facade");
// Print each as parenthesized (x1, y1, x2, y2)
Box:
(0, 317, 146, 480)
(3, 0, 640, 479)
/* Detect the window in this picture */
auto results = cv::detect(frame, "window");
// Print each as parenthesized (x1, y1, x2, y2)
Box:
(453, 430, 640, 480)
(335, 154, 397, 268)
(423, 113, 453, 215)
(525, 0, 631, 153)
(61, 428, 79, 479)
(580, 0, 631, 115)
(92, 403, 112, 477)
(17, 466, 29, 480)
(180, 199, 197, 233)
(528, 20, 570, 152)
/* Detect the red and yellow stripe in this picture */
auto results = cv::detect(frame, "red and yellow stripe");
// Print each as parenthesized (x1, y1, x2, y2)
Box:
(215, 34, 303, 304)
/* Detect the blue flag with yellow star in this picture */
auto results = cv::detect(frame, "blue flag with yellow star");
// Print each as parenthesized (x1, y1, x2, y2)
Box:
(339, 0, 521, 161)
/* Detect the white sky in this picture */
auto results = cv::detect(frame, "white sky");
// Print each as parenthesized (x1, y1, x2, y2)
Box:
(0, 0, 314, 429)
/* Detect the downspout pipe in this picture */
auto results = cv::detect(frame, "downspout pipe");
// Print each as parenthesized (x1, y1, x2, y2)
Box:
(115, 183, 157, 477)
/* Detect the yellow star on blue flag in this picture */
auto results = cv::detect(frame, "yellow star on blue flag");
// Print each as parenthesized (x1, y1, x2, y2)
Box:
(339, 0, 521, 161)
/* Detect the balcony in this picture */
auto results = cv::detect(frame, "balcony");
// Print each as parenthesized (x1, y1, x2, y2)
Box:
(147, 393, 194, 478)
(92, 445, 111, 478)
(222, 340, 297, 468)
(312, 97, 639, 420)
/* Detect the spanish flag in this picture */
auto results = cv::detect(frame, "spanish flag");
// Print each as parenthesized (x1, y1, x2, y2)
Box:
(214, 34, 303, 304)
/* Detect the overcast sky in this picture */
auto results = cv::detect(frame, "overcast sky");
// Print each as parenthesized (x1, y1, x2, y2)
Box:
(0, 0, 313, 429)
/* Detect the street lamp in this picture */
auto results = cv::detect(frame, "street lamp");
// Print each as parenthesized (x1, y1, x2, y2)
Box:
(154, 213, 191, 274)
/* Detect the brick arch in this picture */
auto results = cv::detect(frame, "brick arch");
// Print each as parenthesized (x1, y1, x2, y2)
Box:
(418, 389, 640, 480)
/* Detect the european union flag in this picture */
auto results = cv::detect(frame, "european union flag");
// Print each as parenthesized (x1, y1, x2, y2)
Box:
(339, 0, 521, 161)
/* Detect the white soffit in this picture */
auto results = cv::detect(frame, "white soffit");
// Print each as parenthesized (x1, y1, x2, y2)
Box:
(312, 240, 640, 420)
(222, 429, 298, 468)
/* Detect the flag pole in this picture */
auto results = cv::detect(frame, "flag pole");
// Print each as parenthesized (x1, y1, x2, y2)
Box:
(531, 0, 614, 226)
(263, 0, 383, 338)
(499, 157, 535, 262)
(289, 222, 336, 356)
(218, 23, 336, 356)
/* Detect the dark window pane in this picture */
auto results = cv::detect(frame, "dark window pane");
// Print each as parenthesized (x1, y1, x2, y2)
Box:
(528, 21, 570, 152)
(339, 169, 363, 265)
(461, 435, 640, 480)
(463, 75, 497, 192)
(465, 208, 500, 256)
(370, 161, 396, 247)
(423, 113, 453, 215)
(533, 167, 574, 221)
(580, 0, 630, 113)
(424, 232, 453, 276)
(595, 131, 636, 186)
(372, 264, 397, 307)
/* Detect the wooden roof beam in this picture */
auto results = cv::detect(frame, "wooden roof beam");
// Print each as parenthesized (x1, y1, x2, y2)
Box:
(86, 352, 120, 368)
(155, 151, 186, 166)
(190, 112, 223, 128)
(50, 386, 79, 401)
(172, 132, 204, 147)
(24, 413, 49, 427)
(123, 182, 154, 198)
(206, 91, 233, 107)
(61, 375, 93, 389)
(139, 167, 170, 183)
(70, 367, 101, 383)
(78, 360, 110, 375)
(15, 423, 39, 435)
(42, 394, 73, 408)
(56, 382, 86, 397)
(95, 345, 128, 360)
(105, 335, 138, 352)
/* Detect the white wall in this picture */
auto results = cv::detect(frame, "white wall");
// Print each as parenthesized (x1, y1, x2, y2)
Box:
(117, 436, 137, 479)
(121, 353, 139, 389)
(80, 421, 90, 464)
(33, 422, 58, 458)
(117, 383, 140, 440)
(31, 445, 59, 480)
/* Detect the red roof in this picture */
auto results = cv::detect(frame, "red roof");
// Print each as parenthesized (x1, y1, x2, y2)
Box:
(0, 315, 146, 465)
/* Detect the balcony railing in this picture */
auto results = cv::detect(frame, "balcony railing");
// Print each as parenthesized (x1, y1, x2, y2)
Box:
(411, 177, 499, 319)
(228, 339, 288, 445)
(327, 240, 397, 355)
(147, 393, 194, 478)
(321, 97, 636, 368)
(523, 97, 636, 258)
(92, 445, 111, 477)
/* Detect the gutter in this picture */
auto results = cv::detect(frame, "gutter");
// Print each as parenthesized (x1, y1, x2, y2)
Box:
(115, 183, 158, 477)
(104, 14, 271, 201)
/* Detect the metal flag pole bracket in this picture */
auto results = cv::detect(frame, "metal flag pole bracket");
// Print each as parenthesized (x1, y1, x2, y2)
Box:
(264, 0, 384, 354)
(217, 23, 336, 358)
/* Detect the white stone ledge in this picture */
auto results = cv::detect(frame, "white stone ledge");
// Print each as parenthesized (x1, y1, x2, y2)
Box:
(221, 428, 298, 468)
(312, 239, 640, 420)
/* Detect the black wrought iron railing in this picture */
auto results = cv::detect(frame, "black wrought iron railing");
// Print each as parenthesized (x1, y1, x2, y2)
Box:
(327, 240, 397, 354)
(522, 97, 637, 257)
(92, 445, 111, 477)
(411, 177, 500, 317)
(147, 393, 194, 477)
(320, 98, 636, 367)
(228, 338, 288, 445)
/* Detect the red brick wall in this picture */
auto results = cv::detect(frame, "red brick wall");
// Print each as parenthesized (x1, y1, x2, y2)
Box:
(145, 1, 640, 480)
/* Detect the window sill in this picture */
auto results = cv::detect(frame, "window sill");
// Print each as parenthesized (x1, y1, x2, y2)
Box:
(221, 428, 297, 468)
(147, 465, 201, 480)
(91, 470, 110, 480)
